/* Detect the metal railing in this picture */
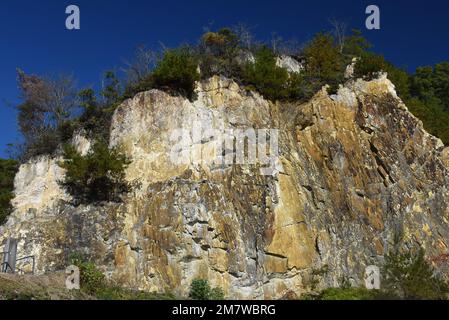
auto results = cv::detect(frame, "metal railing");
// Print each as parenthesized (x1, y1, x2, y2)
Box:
(1, 239, 36, 275)
(15, 255, 36, 275)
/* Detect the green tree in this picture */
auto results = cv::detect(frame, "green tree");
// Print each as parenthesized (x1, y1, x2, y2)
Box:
(102, 71, 121, 106)
(152, 48, 200, 99)
(383, 247, 449, 299)
(15, 70, 78, 160)
(343, 29, 372, 58)
(242, 46, 290, 101)
(188, 279, 225, 300)
(59, 140, 131, 204)
(302, 33, 344, 89)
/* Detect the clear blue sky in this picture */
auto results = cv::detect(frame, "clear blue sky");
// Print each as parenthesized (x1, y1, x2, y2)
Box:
(0, 0, 448, 158)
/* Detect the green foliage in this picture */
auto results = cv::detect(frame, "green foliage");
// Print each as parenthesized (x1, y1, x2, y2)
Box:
(10, 26, 449, 162)
(0, 159, 18, 225)
(405, 62, 449, 144)
(243, 46, 288, 100)
(303, 246, 449, 300)
(314, 287, 382, 300)
(102, 71, 121, 106)
(209, 287, 225, 300)
(201, 28, 239, 58)
(59, 140, 131, 204)
(242, 46, 308, 101)
(77, 88, 114, 141)
(383, 246, 449, 300)
(353, 52, 390, 80)
(152, 48, 200, 99)
(69, 252, 176, 299)
(302, 33, 345, 91)
(69, 253, 106, 295)
(198, 28, 242, 79)
(343, 29, 372, 57)
(14, 70, 78, 160)
(188, 279, 225, 300)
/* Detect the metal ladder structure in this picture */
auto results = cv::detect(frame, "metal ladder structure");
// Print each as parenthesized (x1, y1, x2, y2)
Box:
(1, 238, 35, 274)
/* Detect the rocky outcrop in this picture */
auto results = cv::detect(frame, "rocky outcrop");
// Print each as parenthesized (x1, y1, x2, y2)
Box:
(276, 55, 304, 73)
(1, 75, 449, 299)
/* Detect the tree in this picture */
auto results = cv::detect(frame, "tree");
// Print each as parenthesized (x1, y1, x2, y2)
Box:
(232, 23, 255, 50)
(102, 71, 121, 105)
(188, 279, 225, 300)
(329, 18, 347, 54)
(383, 246, 449, 299)
(152, 47, 200, 99)
(302, 33, 344, 88)
(122, 45, 158, 86)
(59, 140, 131, 204)
(242, 46, 290, 101)
(198, 28, 242, 79)
(15, 69, 78, 159)
(343, 29, 372, 57)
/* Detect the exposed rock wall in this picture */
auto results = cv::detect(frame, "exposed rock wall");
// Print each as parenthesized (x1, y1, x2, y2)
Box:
(1, 75, 449, 299)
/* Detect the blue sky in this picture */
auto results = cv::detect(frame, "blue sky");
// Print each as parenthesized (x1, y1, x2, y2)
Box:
(0, 0, 448, 158)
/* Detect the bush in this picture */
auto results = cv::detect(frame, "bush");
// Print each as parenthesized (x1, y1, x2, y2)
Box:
(69, 253, 177, 299)
(302, 33, 344, 90)
(0, 159, 18, 225)
(189, 279, 225, 300)
(152, 48, 200, 99)
(242, 46, 290, 101)
(383, 246, 449, 300)
(59, 140, 131, 204)
(198, 28, 242, 79)
(69, 253, 106, 295)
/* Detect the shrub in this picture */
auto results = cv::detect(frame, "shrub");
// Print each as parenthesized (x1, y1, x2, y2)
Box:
(353, 52, 390, 80)
(383, 246, 449, 300)
(198, 28, 242, 79)
(69, 253, 177, 299)
(152, 48, 200, 99)
(59, 140, 131, 204)
(0, 159, 18, 225)
(69, 253, 106, 295)
(302, 33, 344, 89)
(189, 279, 225, 300)
(242, 46, 290, 101)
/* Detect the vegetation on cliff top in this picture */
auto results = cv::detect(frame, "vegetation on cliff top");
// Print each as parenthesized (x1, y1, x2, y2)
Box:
(8, 24, 449, 163)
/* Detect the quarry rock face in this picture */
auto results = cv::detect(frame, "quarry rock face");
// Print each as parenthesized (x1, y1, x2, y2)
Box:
(1, 75, 449, 299)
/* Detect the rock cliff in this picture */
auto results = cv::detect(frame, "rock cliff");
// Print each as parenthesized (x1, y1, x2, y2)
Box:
(1, 74, 449, 299)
